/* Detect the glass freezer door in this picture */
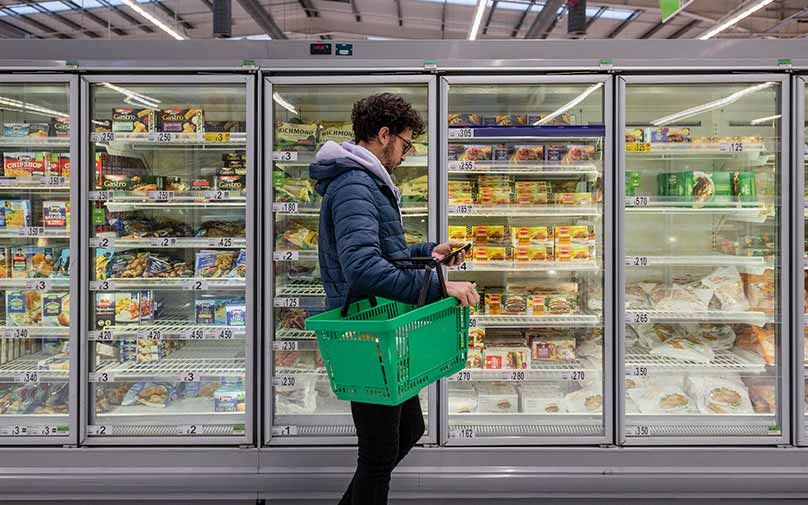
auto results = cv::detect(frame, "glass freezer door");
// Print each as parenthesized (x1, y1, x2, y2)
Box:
(266, 76, 436, 445)
(619, 76, 788, 444)
(798, 75, 807, 446)
(0, 76, 77, 444)
(82, 76, 254, 444)
(441, 76, 612, 445)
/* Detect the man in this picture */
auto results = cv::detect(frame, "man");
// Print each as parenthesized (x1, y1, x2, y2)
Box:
(310, 93, 479, 505)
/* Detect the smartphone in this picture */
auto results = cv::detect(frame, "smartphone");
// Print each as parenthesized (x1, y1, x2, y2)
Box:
(439, 243, 472, 265)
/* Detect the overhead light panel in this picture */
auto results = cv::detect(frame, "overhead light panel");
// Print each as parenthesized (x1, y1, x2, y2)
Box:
(534, 83, 604, 125)
(750, 114, 781, 125)
(651, 82, 775, 127)
(120, 0, 187, 40)
(699, 0, 775, 40)
(272, 92, 298, 115)
(467, 0, 487, 40)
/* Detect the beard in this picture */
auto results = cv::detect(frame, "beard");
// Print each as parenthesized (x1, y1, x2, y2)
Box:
(380, 142, 400, 173)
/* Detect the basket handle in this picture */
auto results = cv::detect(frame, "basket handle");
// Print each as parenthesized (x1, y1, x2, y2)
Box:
(339, 256, 448, 318)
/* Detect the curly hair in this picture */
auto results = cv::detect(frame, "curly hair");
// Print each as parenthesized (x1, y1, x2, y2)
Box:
(351, 93, 425, 143)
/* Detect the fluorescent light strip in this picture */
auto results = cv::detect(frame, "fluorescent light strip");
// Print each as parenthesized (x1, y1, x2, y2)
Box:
(0, 96, 68, 118)
(750, 114, 781, 125)
(651, 82, 776, 127)
(534, 83, 604, 126)
(100, 83, 161, 108)
(699, 0, 776, 40)
(467, 0, 487, 40)
(120, 0, 186, 40)
(272, 92, 298, 115)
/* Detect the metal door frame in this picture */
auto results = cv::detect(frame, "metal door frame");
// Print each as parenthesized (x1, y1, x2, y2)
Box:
(439, 74, 614, 447)
(617, 73, 791, 446)
(263, 74, 439, 446)
(794, 75, 806, 446)
(0, 73, 79, 446)
(79, 73, 256, 446)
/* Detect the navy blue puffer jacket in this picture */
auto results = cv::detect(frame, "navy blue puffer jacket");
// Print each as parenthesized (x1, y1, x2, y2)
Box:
(310, 148, 441, 311)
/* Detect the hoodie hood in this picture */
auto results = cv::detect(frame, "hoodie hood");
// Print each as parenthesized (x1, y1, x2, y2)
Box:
(309, 141, 401, 203)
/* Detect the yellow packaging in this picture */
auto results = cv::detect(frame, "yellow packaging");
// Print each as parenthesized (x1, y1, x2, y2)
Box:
(448, 226, 470, 242)
(485, 291, 503, 315)
(476, 191, 511, 205)
(514, 246, 553, 262)
(473, 226, 507, 245)
(512, 226, 553, 246)
(554, 225, 595, 245)
(556, 245, 591, 262)
(554, 192, 593, 206)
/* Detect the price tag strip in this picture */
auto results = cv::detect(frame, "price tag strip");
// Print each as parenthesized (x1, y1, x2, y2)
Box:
(271, 425, 299, 437)
(448, 128, 475, 139)
(204, 190, 231, 201)
(89, 191, 113, 202)
(90, 280, 117, 291)
(25, 279, 53, 291)
(625, 256, 651, 267)
(272, 151, 300, 162)
(272, 340, 301, 351)
(448, 204, 474, 215)
(18, 227, 46, 238)
(3, 328, 32, 339)
(624, 196, 651, 207)
(448, 160, 476, 170)
(272, 202, 299, 213)
(449, 428, 476, 439)
(719, 142, 744, 153)
(148, 190, 175, 202)
(274, 297, 301, 308)
(273, 250, 300, 261)
(0, 425, 67, 437)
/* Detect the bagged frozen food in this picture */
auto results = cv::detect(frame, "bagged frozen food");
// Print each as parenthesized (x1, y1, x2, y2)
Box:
(628, 383, 695, 414)
(318, 122, 354, 145)
(476, 383, 518, 413)
(682, 324, 736, 350)
(529, 335, 576, 361)
(744, 377, 777, 414)
(448, 114, 481, 126)
(275, 372, 317, 414)
(272, 171, 314, 203)
(465, 347, 483, 369)
(41, 292, 69, 327)
(122, 382, 177, 408)
(625, 283, 652, 309)
(733, 325, 775, 365)
(518, 384, 564, 414)
(577, 337, 602, 360)
(399, 175, 428, 202)
(635, 323, 685, 349)
(701, 266, 749, 312)
(649, 283, 712, 312)
(448, 383, 478, 414)
(274, 121, 317, 151)
(649, 336, 715, 364)
(280, 222, 318, 250)
(685, 375, 754, 415)
(6, 290, 41, 326)
(741, 270, 775, 313)
(228, 249, 247, 278)
(195, 250, 238, 278)
(562, 386, 603, 414)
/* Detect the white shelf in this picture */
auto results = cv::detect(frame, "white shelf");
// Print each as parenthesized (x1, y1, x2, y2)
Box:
(91, 131, 247, 147)
(624, 255, 769, 274)
(0, 324, 69, 339)
(275, 328, 317, 340)
(90, 278, 246, 291)
(275, 282, 325, 298)
(471, 314, 601, 328)
(89, 237, 245, 249)
(0, 177, 69, 191)
(625, 309, 767, 326)
(88, 321, 245, 341)
(0, 351, 69, 382)
(93, 357, 245, 383)
(447, 161, 600, 175)
(451, 260, 599, 272)
(0, 136, 69, 148)
(448, 204, 600, 217)
(625, 347, 766, 375)
(0, 278, 70, 289)
(0, 228, 69, 239)
(449, 360, 595, 382)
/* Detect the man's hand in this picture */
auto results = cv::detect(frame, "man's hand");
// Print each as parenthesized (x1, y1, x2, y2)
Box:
(446, 281, 479, 307)
(432, 241, 468, 267)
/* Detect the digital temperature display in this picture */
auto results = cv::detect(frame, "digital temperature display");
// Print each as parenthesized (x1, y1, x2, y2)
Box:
(310, 43, 332, 55)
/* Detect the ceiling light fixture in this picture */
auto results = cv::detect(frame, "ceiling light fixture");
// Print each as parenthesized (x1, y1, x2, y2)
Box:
(750, 114, 781, 125)
(272, 92, 298, 115)
(120, 0, 187, 40)
(467, 0, 487, 40)
(535, 83, 604, 125)
(651, 82, 775, 127)
(699, 0, 776, 40)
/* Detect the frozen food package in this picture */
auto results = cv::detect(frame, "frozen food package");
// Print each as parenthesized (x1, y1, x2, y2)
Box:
(275, 372, 317, 414)
(122, 382, 177, 408)
(465, 347, 483, 369)
(628, 383, 695, 414)
(318, 122, 354, 145)
(112, 108, 155, 133)
(509, 145, 544, 162)
(41, 292, 69, 327)
(635, 323, 687, 349)
(649, 336, 715, 364)
(562, 145, 596, 163)
(518, 384, 564, 414)
(701, 266, 750, 312)
(530, 335, 576, 361)
(484, 346, 530, 370)
(733, 325, 775, 365)
(511, 226, 552, 246)
(476, 383, 518, 414)
(447, 114, 481, 126)
(272, 171, 314, 203)
(3, 152, 48, 177)
(741, 270, 775, 313)
(274, 121, 318, 151)
(448, 225, 470, 242)
(577, 336, 603, 360)
(458, 145, 492, 161)
(6, 290, 41, 326)
(214, 385, 246, 413)
(399, 175, 428, 202)
(743, 377, 777, 414)
(625, 283, 652, 309)
(448, 383, 478, 414)
(685, 375, 754, 415)
(502, 293, 526, 315)
(158, 108, 204, 133)
(562, 386, 603, 414)
(3, 200, 31, 229)
(649, 284, 712, 312)
(682, 324, 736, 350)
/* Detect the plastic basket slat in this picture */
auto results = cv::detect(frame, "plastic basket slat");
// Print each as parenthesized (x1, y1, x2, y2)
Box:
(305, 297, 468, 406)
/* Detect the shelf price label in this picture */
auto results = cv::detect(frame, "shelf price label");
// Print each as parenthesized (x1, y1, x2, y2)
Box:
(468, 317, 478, 328)
(629, 366, 649, 377)
(205, 132, 231, 143)
(184, 329, 205, 340)
(449, 261, 472, 272)
(626, 142, 651, 153)
(30, 426, 62, 437)
(508, 370, 527, 381)
(88, 425, 109, 436)
(95, 132, 115, 143)
(272, 151, 299, 162)
(625, 256, 650, 267)
(448, 204, 473, 215)
(90, 191, 113, 201)
(624, 196, 651, 207)
(1, 425, 28, 436)
(271, 425, 299, 437)
(626, 312, 650, 324)
(273, 375, 297, 387)
(274, 297, 300, 308)
(19, 227, 45, 238)
(137, 329, 163, 340)
(92, 237, 115, 248)
(177, 424, 199, 435)
(15, 372, 39, 383)
(720, 142, 744, 153)
(561, 370, 586, 381)
(448, 161, 476, 170)
(4, 328, 29, 339)
(0, 178, 16, 187)
(148, 190, 175, 202)
(204, 190, 230, 201)
(178, 372, 200, 382)
(26, 279, 52, 291)
(631, 425, 651, 437)
(96, 329, 114, 341)
(42, 176, 66, 186)
(90, 280, 116, 291)
(155, 132, 174, 143)
(273, 250, 300, 261)
(184, 280, 209, 291)
(90, 372, 113, 383)
(455, 370, 472, 382)
(150, 237, 177, 248)
(212, 328, 234, 340)
(449, 428, 476, 439)
(448, 128, 474, 139)
(273, 341, 299, 351)
(272, 202, 299, 213)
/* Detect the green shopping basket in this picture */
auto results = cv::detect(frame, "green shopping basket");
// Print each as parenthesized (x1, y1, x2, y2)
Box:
(305, 256, 469, 406)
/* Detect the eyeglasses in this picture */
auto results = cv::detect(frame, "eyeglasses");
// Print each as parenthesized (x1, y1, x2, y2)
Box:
(392, 133, 414, 156)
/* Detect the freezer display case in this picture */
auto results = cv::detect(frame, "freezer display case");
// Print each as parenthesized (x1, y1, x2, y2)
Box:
(797, 75, 807, 446)
(0, 76, 77, 444)
(81, 76, 254, 444)
(440, 76, 612, 445)
(265, 76, 436, 444)
(619, 75, 788, 445)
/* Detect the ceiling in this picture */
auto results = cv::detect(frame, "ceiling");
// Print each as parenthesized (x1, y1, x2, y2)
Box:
(0, 0, 806, 41)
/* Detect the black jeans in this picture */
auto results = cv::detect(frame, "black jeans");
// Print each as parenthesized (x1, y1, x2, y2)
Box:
(338, 394, 425, 505)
